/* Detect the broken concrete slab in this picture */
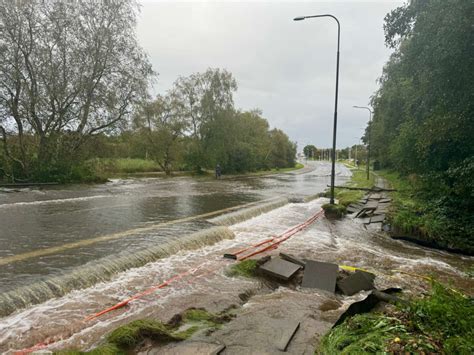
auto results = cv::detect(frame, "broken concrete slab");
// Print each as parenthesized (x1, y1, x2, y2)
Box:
(333, 288, 404, 327)
(276, 320, 300, 351)
(259, 257, 302, 281)
(279, 252, 306, 268)
(365, 201, 379, 209)
(150, 341, 225, 355)
(370, 214, 386, 223)
(337, 271, 375, 296)
(355, 206, 377, 218)
(379, 198, 392, 203)
(369, 193, 382, 200)
(301, 260, 338, 292)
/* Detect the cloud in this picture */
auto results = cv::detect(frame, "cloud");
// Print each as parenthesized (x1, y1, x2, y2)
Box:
(137, 1, 402, 149)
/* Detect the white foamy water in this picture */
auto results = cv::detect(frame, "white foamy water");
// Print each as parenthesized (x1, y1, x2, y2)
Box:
(0, 197, 471, 353)
(0, 195, 108, 208)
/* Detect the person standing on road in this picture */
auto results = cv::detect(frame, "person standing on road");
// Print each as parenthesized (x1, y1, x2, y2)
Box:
(215, 164, 222, 179)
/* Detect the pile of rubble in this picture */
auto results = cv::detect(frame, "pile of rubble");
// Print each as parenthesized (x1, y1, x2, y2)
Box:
(251, 252, 402, 352)
(346, 189, 392, 229)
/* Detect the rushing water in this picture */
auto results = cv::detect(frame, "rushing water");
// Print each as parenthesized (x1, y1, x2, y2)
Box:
(0, 162, 342, 305)
(0, 161, 472, 353)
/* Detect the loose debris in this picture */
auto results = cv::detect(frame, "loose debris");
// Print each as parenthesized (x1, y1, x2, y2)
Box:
(276, 320, 300, 351)
(346, 189, 391, 228)
(301, 260, 339, 292)
(336, 271, 375, 296)
(279, 252, 306, 268)
(333, 288, 403, 328)
(258, 257, 302, 281)
(224, 253, 406, 353)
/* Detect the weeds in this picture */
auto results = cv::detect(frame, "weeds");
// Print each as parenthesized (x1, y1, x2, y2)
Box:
(226, 259, 258, 278)
(319, 281, 473, 354)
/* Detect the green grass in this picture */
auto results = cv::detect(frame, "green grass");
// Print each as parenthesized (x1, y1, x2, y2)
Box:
(319, 282, 474, 354)
(376, 170, 474, 253)
(55, 308, 235, 354)
(335, 168, 375, 207)
(91, 158, 162, 176)
(322, 203, 346, 219)
(226, 259, 259, 278)
(106, 319, 184, 348)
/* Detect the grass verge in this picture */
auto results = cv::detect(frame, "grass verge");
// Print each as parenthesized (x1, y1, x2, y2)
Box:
(322, 203, 346, 219)
(376, 170, 474, 254)
(334, 168, 375, 207)
(319, 281, 473, 354)
(226, 259, 258, 278)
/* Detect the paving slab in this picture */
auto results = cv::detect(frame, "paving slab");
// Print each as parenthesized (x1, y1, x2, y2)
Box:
(301, 260, 338, 292)
(370, 214, 386, 223)
(279, 252, 306, 268)
(276, 320, 300, 351)
(365, 201, 379, 209)
(259, 257, 302, 281)
(355, 208, 376, 218)
(337, 271, 375, 296)
(379, 198, 392, 203)
(148, 341, 225, 355)
(346, 206, 359, 214)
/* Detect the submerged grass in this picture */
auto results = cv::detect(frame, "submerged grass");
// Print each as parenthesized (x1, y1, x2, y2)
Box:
(55, 308, 235, 354)
(335, 168, 376, 207)
(319, 281, 474, 354)
(106, 319, 183, 348)
(226, 259, 258, 278)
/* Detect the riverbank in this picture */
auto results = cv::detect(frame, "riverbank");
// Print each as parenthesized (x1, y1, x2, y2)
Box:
(375, 170, 474, 255)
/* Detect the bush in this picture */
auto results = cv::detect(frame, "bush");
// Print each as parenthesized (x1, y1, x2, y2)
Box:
(322, 203, 346, 219)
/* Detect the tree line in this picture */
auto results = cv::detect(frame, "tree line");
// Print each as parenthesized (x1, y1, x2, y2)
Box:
(0, 0, 296, 182)
(302, 144, 368, 163)
(368, 0, 473, 249)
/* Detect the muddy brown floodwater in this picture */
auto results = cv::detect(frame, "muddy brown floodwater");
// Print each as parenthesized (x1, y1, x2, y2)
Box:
(0, 161, 472, 353)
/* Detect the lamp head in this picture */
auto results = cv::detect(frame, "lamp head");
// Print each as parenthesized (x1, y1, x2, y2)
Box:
(293, 16, 306, 21)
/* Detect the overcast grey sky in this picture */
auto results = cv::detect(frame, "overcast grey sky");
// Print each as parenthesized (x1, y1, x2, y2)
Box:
(137, 0, 402, 150)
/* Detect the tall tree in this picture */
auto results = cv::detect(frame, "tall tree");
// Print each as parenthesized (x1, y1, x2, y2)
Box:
(134, 95, 187, 175)
(0, 0, 153, 180)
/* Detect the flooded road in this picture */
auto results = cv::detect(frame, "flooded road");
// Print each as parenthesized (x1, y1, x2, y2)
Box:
(0, 161, 472, 353)
(0, 162, 345, 297)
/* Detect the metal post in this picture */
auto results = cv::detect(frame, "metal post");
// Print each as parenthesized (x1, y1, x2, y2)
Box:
(294, 14, 340, 205)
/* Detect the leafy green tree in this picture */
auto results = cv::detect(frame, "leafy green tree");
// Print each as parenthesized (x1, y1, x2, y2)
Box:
(133, 95, 187, 175)
(0, 0, 152, 181)
(369, 0, 474, 249)
(303, 145, 318, 159)
(269, 129, 296, 169)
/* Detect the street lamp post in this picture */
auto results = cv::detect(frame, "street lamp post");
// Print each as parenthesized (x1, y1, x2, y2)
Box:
(294, 14, 340, 205)
(353, 106, 373, 180)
